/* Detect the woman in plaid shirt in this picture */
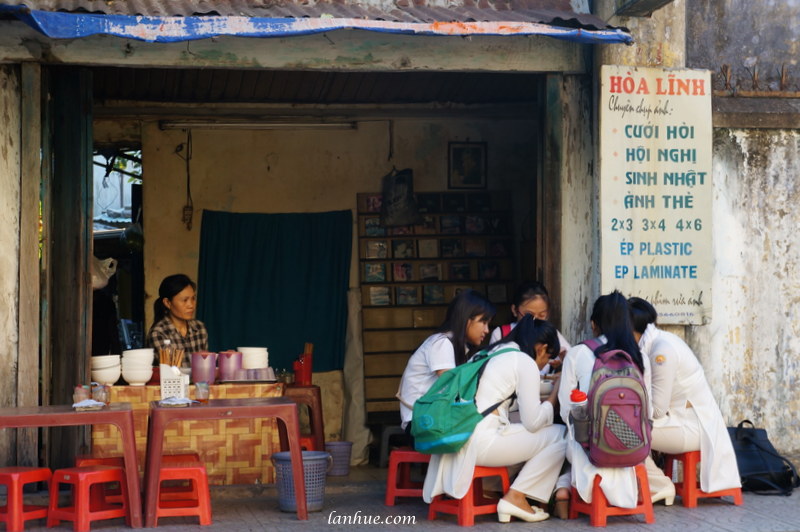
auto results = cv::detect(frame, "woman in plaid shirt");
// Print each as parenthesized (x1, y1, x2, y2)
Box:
(147, 273, 208, 366)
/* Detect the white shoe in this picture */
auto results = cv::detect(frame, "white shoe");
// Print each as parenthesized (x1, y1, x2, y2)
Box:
(651, 483, 676, 506)
(497, 499, 550, 523)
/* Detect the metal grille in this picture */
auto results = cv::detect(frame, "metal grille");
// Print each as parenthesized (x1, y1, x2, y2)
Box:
(606, 409, 641, 449)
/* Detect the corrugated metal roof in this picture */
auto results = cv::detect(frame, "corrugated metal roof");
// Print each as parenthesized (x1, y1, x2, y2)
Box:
(0, 0, 631, 42)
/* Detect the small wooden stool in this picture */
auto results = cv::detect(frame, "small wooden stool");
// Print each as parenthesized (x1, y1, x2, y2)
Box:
(428, 465, 510, 526)
(0, 467, 52, 532)
(569, 463, 655, 527)
(384, 448, 431, 506)
(48, 465, 130, 532)
(663, 450, 743, 507)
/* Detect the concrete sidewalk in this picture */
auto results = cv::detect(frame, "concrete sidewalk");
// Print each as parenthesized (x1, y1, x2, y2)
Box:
(13, 463, 800, 531)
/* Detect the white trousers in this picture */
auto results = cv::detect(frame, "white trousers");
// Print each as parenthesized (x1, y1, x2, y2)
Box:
(647, 410, 703, 493)
(473, 423, 567, 503)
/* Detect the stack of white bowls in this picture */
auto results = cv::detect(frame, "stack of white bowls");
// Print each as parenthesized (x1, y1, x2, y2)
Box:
(91, 355, 121, 385)
(121, 348, 154, 386)
(238, 347, 269, 369)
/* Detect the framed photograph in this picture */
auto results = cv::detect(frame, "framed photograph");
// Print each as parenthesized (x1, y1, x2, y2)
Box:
(393, 262, 414, 282)
(369, 286, 391, 306)
(392, 239, 415, 259)
(423, 285, 446, 305)
(419, 263, 442, 281)
(414, 215, 437, 235)
(416, 193, 441, 213)
(464, 238, 486, 257)
(465, 215, 487, 234)
(396, 286, 420, 305)
(448, 142, 487, 189)
(364, 263, 387, 283)
(365, 194, 383, 213)
(488, 239, 511, 257)
(467, 193, 492, 212)
(478, 260, 500, 280)
(388, 225, 413, 236)
(442, 194, 466, 213)
(449, 262, 472, 281)
(418, 239, 439, 258)
(365, 240, 388, 259)
(440, 238, 463, 258)
(363, 216, 385, 237)
(439, 215, 462, 234)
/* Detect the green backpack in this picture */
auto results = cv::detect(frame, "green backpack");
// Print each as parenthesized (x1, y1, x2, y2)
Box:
(411, 347, 517, 454)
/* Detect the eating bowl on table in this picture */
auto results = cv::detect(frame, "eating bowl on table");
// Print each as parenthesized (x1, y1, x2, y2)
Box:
(91, 355, 121, 369)
(539, 379, 554, 395)
(92, 366, 121, 386)
(122, 366, 153, 386)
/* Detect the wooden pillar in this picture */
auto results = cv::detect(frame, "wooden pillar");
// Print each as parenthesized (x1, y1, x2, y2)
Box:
(540, 73, 564, 326)
(45, 66, 94, 468)
(18, 63, 42, 466)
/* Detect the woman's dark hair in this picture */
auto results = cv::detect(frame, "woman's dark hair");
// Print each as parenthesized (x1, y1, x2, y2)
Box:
(511, 281, 550, 310)
(628, 297, 658, 334)
(152, 274, 197, 326)
(590, 290, 645, 373)
(439, 289, 496, 365)
(489, 314, 559, 360)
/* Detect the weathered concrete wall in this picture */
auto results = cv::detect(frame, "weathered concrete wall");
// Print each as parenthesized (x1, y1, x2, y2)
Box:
(0, 64, 21, 461)
(687, 0, 800, 91)
(690, 129, 800, 449)
(560, 74, 599, 343)
(590, 0, 800, 454)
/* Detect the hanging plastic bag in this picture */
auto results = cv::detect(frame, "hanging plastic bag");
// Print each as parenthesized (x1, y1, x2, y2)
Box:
(91, 256, 117, 290)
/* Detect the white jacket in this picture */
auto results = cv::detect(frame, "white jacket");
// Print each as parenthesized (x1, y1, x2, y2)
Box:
(639, 323, 741, 492)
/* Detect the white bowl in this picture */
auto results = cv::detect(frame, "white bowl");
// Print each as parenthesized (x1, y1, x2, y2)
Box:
(92, 360, 121, 370)
(92, 355, 120, 366)
(92, 367, 121, 386)
(539, 380, 554, 395)
(122, 367, 153, 386)
(123, 348, 155, 357)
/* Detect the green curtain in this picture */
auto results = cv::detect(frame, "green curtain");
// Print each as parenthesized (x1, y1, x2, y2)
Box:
(197, 209, 352, 372)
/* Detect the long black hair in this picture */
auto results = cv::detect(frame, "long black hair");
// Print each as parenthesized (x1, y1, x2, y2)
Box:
(628, 297, 658, 335)
(590, 290, 645, 373)
(152, 274, 196, 326)
(438, 289, 496, 365)
(488, 314, 560, 360)
(510, 281, 550, 313)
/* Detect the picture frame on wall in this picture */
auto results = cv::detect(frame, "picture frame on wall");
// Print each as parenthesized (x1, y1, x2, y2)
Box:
(448, 142, 487, 189)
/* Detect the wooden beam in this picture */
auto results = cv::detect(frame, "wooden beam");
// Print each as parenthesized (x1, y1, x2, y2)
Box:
(18, 63, 41, 467)
(0, 23, 587, 74)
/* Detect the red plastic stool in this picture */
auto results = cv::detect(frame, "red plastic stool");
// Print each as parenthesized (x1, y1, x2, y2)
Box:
(385, 448, 431, 506)
(154, 463, 212, 526)
(0, 467, 52, 532)
(428, 465, 510, 526)
(47, 465, 129, 532)
(299, 435, 317, 451)
(569, 463, 654, 527)
(663, 450, 743, 507)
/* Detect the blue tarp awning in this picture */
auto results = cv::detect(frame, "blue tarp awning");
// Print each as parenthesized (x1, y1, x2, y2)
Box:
(0, 4, 633, 44)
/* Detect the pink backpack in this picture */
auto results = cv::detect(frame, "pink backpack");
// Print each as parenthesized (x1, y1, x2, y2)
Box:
(582, 338, 651, 468)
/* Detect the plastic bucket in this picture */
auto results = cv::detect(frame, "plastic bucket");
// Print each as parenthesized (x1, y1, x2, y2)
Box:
(271, 451, 331, 512)
(325, 441, 353, 476)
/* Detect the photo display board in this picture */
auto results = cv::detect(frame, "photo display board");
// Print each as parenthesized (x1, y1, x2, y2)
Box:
(600, 65, 712, 324)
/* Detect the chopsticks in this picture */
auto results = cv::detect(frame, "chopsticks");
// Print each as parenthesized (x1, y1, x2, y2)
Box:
(159, 347, 184, 366)
(303, 343, 314, 356)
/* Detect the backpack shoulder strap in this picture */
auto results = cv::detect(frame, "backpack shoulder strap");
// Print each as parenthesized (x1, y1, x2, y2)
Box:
(582, 337, 604, 352)
(475, 346, 519, 415)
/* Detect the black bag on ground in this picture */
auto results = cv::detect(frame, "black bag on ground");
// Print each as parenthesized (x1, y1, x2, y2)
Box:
(727, 419, 800, 495)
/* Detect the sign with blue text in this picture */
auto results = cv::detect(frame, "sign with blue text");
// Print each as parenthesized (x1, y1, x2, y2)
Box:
(600, 65, 712, 324)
